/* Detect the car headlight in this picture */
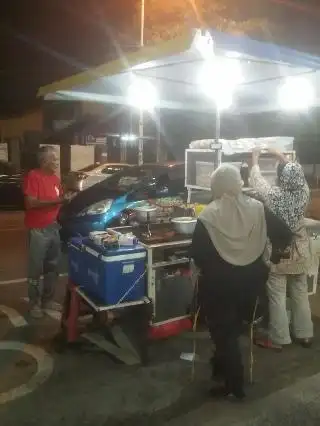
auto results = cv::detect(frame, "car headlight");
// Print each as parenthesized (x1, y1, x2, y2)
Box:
(78, 200, 113, 216)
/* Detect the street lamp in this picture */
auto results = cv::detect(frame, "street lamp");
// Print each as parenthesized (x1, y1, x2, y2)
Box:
(138, 0, 145, 165)
(140, 0, 145, 48)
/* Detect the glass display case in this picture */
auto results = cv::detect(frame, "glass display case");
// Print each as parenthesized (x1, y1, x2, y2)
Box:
(185, 148, 222, 192)
(185, 140, 295, 202)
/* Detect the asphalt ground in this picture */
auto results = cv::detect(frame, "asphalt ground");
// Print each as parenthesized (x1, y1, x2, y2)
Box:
(1, 212, 320, 425)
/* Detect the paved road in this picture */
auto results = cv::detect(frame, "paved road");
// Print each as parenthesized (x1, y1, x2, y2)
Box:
(2, 211, 320, 425)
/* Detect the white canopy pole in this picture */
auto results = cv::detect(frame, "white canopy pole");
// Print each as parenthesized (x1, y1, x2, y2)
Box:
(212, 37, 222, 168)
(215, 107, 220, 143)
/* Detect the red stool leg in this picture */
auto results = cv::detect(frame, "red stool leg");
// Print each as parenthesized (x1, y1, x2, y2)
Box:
(61, 286, 71, 329)
(66, 285, 80, 343)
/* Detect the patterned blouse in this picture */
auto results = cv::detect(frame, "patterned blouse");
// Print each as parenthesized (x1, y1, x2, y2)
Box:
(250, 164, 311, 275)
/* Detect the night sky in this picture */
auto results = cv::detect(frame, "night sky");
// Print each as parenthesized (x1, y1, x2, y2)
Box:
(1, 0, 320, 116)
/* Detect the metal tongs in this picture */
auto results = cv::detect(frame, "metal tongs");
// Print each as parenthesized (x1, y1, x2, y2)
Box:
(146, 211, 152, 238)
(185, 206, 196, 218)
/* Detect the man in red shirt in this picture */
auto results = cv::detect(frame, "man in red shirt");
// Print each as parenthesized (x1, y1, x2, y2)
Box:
(23, 146, 65, 318)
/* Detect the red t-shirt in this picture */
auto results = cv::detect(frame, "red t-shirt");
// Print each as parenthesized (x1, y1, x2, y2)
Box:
(23, 169, 62, 229)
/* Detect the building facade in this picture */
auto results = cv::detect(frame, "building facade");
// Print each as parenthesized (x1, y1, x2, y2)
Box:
(0, 100, 167, 174)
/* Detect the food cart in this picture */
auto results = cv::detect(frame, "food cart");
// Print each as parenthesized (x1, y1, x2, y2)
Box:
(60, 138, 320, 364)
(62, 210, 196, 364)
(40, 28, 320, 363)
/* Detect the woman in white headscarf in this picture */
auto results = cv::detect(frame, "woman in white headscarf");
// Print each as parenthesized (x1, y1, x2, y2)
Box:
(191, 164, 270, 401)
(250, 148, 313, 350)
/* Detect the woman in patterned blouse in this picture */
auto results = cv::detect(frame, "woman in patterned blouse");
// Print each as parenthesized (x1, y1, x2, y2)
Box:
(250, 148, 313, 350)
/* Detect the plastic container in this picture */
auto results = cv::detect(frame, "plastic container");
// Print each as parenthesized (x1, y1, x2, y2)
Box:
(194, 204, 206, 217)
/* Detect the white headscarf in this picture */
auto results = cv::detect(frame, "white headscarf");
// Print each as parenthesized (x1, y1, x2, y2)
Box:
(199, 164, 267, 266)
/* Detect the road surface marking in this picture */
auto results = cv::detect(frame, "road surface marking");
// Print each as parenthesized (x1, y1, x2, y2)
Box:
(0, 273, 68, 286)
(0, 227, 24, 232)
(0, 306, 28, 328)
(0, 341, 54, 404)
(0, 278, 26, 286)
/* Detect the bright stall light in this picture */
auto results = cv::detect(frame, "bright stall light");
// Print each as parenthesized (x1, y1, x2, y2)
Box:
(278, 77, 315, 111)
(198, 57, 243, 110)
(127, 78, 158, 111)
(215, 91, 233, 110)
(121, 134, 137, 142)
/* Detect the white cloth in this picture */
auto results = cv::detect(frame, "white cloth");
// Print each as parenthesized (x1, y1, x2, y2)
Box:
(199, 164, 267, 266)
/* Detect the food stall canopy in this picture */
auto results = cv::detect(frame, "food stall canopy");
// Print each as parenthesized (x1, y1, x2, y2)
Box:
(37, 30, 320, 115)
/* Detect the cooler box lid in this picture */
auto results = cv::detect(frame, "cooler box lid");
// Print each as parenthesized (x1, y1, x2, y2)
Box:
(68, 237, 85, 250)
(81, 237, 146, 261)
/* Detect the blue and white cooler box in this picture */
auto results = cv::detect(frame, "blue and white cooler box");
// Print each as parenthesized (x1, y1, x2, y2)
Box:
(68, 237, 147, 305)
